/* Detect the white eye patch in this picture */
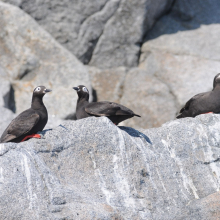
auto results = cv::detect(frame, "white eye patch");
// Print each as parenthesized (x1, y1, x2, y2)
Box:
(82, 87, 88, 93)
(35, 87, 41, 92)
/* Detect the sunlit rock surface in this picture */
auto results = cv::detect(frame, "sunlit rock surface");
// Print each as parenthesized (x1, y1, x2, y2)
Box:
(1, 0, 173, 68)
(1, 115, 220, 219)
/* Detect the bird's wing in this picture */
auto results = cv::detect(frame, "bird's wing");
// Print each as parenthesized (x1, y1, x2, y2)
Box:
(85, 101, 133, 116)
(179, 92, 206, 113)
(1, 109, 40, 143)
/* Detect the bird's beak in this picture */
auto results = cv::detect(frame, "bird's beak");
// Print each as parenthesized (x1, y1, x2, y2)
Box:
(73, 87, 79, 91)
(44, 89, 52, 93)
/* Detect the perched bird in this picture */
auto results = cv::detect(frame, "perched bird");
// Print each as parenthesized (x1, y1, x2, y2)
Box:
(177, 73, 220, 118)
(0, 86, 51, 143)
(73, 85, 141, 125)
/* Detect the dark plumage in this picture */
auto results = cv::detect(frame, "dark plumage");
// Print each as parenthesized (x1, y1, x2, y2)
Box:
(0, 86, 51, 143)
(177, 73, 220, 118)
(73, 85, 141, 125)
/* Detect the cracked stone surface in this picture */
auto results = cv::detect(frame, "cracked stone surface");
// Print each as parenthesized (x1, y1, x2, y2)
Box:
(1, 115, 220, 219)
(1, 0, 173, 68)
(0, 2, 91, 119)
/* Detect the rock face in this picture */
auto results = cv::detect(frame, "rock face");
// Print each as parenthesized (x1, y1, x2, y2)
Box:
(140, 0, 220, 108)
(120, 68, 177, 129)
(1, 114, 220, 219)
(0, 2, 91, 119)
(1, 0, 173, 68)
(87, 66, 127, 103)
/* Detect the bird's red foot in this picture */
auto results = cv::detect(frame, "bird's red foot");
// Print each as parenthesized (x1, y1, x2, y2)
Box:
(21, 134, 41, 142)
(203, 112, 213, 114)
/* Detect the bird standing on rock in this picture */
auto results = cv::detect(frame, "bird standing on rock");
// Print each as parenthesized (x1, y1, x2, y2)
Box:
(73, 85, 141, 125)
(177, 73, 220, 118)
(0, 86, 51, 143)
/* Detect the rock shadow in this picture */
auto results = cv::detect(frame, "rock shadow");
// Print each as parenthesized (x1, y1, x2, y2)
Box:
(143, 0, 220, 42)
(119, 126, 152, 144)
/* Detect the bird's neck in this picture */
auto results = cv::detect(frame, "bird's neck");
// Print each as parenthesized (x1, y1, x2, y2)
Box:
(31, 95, 45, 110)
(77, 96, 89, 108)
(213, 84, 220, 91)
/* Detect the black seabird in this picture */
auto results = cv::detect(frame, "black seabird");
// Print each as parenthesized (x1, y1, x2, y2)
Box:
(0, 86, 51, 143)
(73, 85, 141, 125)
(177, 73, 220, 118)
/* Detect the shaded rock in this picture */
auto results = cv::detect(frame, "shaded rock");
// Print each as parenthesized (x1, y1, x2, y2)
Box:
(0, 77, 11, 108)
(1, 114, 220, 219)
(140, 24, 220, 108)
(1, 0, 173, 68)
(0, 107, 15, 135)
(120, 68, 177, 129)
(87, 66, 127, 103)
(0, 2, 91, 119)
(89, 0, 174, 68)
(145, 0, 220, 41)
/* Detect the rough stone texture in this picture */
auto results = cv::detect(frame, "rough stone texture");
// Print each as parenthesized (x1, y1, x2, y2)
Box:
(120, 68, 177, 129)
(1, 114, 220, 219)
(139, 0, 220, 109)
(87, 66, 127, 103)
(0, 2, 91, 119)
(1, 0, 174, 68)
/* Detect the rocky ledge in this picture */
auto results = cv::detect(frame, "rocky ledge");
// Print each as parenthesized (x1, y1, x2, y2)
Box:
(1, 115, 220, 219)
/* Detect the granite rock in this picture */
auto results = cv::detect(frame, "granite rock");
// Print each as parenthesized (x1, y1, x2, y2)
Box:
(1, 114, 220, 219)
(139, 0, 220, 109)
(1, 0, 174, 68)
(120, 68, 177, 129)
(87, 66, 127, 103)
(0, 107, 15, 135)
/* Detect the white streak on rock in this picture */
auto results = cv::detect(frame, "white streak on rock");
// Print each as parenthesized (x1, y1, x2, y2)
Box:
(0, 144, 5, 156)
(22, 154, 34, 209)
(162, 139, 199, 199)
(112, 155, 135, 208)
(89, 149, 115, 206)
(0, 167, 4, 184)
(156, 168, 167, 193)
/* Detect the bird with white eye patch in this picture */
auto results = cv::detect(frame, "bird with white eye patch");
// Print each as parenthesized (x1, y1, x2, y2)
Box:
(177, 73, 220, 118)
(0, 86, 52, 143)
(73, 85, 141, 125)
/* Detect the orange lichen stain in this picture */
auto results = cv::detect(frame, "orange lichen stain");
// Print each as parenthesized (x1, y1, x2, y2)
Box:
(103, 204, 114, 212)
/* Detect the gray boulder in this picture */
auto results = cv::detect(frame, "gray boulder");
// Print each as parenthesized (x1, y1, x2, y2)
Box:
(0, 107, 15, 135)
(1, 0, 174, 68)
(140, 0, 220, 109)
(1, 114, 220, 219)
(0, 2, 91, 119)
(120, 68, 177, 129)
(87, 66, 127, 103)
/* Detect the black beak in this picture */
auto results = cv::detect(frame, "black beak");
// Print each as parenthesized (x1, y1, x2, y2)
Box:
(44, 89, 52, 93)
(73, 87, 79, 91)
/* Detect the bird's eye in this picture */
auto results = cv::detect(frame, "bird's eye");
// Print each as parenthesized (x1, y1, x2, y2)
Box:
(82, 87, 88, 93)
(35, 87, 41, 92)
